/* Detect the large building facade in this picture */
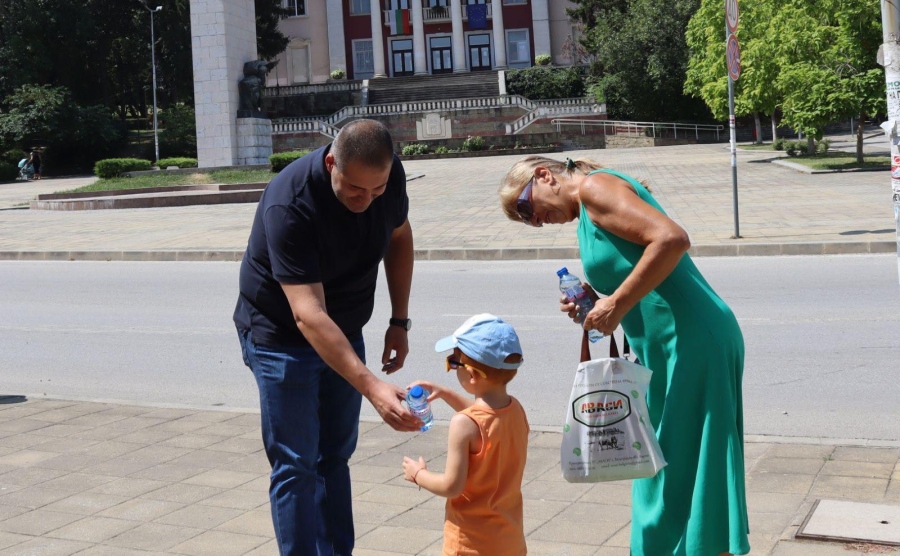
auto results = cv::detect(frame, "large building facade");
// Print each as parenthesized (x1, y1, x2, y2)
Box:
(267, 0, 578, 86)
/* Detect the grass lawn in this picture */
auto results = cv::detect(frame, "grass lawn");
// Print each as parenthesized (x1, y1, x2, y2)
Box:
(783, 152, 890, 171)
(58, 169, 275, 194)
(737, 143, 775, 151)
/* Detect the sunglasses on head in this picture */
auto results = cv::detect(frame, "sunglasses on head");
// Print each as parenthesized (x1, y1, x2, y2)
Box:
(515, 178, 541, 227)
(446, 356, 487, 379)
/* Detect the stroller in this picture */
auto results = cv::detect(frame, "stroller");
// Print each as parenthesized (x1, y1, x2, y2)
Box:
(17, 158, 34, 180)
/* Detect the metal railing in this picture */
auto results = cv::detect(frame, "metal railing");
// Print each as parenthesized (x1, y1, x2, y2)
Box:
(506, 100, 606, 134)
(263, 81, 361, 97)
(383, 3, 491, 25)
(550, 118, 724, 140)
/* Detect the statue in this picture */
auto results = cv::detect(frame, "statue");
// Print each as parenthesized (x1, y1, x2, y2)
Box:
(238, 60, 278, 116)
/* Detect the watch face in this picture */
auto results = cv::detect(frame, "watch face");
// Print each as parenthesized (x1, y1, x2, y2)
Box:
(392, 318, 411, 331)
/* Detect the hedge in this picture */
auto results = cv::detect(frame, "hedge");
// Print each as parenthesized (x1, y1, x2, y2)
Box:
(0, 162, 18, 182)
(94, 158, 152, 179)
(157, 157, 198, 168)
(270, 151, 309, 172)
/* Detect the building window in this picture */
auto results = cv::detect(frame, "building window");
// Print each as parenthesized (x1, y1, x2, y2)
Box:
(284, 0, 306, 17)
(350, 0, 370, 15)
(503, 0, 527, 4)
(506, 29, 530, 68)
(353, 40, 375, 79)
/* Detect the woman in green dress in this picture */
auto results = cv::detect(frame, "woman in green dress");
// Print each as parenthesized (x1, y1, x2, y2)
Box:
(499, 156, 750, 556)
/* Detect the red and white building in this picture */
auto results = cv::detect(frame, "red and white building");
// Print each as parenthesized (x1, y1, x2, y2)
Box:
(267, 0, 579, 86)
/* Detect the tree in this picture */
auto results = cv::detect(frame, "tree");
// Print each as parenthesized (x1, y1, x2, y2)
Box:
(570, 0, 713, 122)
(256, 0, 291, 60)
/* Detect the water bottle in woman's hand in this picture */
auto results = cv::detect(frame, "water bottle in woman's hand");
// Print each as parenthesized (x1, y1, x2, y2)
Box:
(557, 267, 604, 343)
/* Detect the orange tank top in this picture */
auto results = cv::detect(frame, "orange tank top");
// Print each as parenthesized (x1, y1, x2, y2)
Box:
(443, 397, 530, 556)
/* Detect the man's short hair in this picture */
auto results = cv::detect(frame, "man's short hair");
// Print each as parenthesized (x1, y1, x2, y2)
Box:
(332, 119, 394, 171)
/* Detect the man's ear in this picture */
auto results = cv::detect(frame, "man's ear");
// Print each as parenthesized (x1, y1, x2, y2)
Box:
(325, 152, 336, 174)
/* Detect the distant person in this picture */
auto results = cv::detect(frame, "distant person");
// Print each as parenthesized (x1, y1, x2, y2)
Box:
(402, 314, 529, 556)
(234, 119, 419, 556)
(499, 155, 750, 556)
(28, 151, 41, 179)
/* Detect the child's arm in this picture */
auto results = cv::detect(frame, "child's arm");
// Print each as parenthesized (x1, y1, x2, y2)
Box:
(408, 380, 472, 412)
(402, 413, 479, 498)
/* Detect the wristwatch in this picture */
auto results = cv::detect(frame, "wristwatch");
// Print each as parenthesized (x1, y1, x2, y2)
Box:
(389, 317, 412, 331)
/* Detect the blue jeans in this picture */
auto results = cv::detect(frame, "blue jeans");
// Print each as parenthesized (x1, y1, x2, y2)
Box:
(238, 329, 364, 556)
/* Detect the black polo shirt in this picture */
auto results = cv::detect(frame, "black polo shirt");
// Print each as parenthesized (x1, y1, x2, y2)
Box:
(233, 144, 408, 347)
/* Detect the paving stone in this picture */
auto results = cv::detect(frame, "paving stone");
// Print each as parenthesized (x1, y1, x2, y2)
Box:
(198, 488, 268, 511)
(746, 491, 807, 515)
(169, 529, 270, 556)
(44, 515, 140, 543)
(752, 457, 827, 475)
(160, 434, 227, 449)
(351, 501, 408, 525)
(383, 507, 445, 531)
(129, 463, 206, 483)
(182, 469, 258, 489)
(766, 444, 836, 460)
(102, 522, 203, 551)
(214, 509, 275, 537)
(0, 508, 82, 535)
(820, 460, 895, 479)
(0, 466, 67, 487)
(528, 518, 622, 545)
(0, 486, 72, 509)
(96, 498, 184, 521)
(42, 492, 130, 516)
(0, 531, 30, 551)
(355, 525, 443, 553)
(139, 483, 223, 504)
(746, 473, 817, 495)
(154, 504, 245, 530)
(243, 539, 279, 556)
(521, 479, 593, 502)
(38, 473, 119, 494)
(0, 536, 90, 556)
(555, 502, 632, 524)
(86, 477, 166, 498)
(0, 449, 59, 466)
(809, 475, 891, 501)
(771, 540, 867, 555)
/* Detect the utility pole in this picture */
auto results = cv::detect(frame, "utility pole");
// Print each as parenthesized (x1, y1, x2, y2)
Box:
(142, 2, 163, 165)
(879, 0, 900, 284)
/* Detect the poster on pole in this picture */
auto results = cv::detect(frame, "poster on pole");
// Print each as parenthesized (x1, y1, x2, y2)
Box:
(727, 35, 742, 81)
(726, 0, 739, 34)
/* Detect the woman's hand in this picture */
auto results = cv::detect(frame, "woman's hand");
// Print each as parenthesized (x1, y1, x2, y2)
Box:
(582, 296, 625, 337)
(559, 283, 600, 324)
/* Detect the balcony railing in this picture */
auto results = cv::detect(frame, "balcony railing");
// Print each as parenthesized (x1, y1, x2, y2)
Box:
(382, 3, 492, 26)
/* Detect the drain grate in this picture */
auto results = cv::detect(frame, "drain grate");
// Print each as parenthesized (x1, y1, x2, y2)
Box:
(797, 500, 900, 546)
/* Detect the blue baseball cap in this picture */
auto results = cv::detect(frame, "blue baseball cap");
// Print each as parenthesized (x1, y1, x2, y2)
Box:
(434, 313, 523, 371)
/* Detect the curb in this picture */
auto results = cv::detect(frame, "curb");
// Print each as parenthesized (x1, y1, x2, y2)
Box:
(771, 159, 890, 174)
(0, 241, 894, 262)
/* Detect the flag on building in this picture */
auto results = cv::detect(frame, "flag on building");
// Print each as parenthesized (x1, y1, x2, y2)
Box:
(390, 9, 412, 35)
(468, 4, 488, 29)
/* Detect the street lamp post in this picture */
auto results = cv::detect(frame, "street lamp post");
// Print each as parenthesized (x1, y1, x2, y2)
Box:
(142, 2, 163, 165)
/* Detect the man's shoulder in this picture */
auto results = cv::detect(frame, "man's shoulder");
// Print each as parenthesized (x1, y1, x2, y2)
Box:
(261, 147, 326, 209)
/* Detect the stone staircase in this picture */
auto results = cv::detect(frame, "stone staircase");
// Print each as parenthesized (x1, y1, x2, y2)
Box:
(367, 71, 499, 104)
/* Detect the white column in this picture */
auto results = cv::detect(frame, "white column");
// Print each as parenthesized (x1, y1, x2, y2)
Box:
(189, 0, 257, 168)
(370, 0, 387, 77)
(531, 0, 551, 59)
(412, 0, 427, 75)
(490, 0, 507, 69)
(450, 0, 467, 72)
(326, 0, 347, 74)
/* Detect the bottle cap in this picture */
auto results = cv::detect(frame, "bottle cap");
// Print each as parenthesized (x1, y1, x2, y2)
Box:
(409, 385, 425, 398)
(556, 267, 568, 277)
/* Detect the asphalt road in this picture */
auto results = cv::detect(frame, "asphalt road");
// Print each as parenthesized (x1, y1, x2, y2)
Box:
(1, 255, 898, 440)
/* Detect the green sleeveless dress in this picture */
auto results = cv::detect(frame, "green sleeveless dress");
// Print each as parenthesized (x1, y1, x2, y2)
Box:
(577, 169, 750, 556)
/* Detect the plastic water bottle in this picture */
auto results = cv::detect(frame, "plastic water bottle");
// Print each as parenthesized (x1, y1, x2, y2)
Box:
(407, 385, 434, 432)
(557, 267, 604, 343)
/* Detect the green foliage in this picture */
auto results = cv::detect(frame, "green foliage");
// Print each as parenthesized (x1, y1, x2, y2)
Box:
(0, 162, 18, 182)
(434, 146, 449, 154)
(785, 141, 799, 157)
(571, 0, 711, 121)
(330, 69, 346, 80)
(773, 138, 785, 151)
(461, 136, 486, 152)
(94, 158, 152, 178)
(157, 157, 198, 168)
(817, 139, 830, 154)
(401, 143, 430, 156)
(1, 149, 25, 165)
(535, 54, 552, 66)
(269, 150, 309, 172)
(256, 0, 291, 60)
(506, 67, 587, 100)
(159, 105, 197, 158)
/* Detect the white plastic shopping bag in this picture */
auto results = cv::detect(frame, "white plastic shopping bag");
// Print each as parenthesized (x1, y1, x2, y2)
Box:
(561, 332, 667, 482)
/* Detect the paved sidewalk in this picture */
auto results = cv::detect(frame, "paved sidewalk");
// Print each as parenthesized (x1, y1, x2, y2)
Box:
(0, 135, 895, 260)
(0, 398, 897, 555)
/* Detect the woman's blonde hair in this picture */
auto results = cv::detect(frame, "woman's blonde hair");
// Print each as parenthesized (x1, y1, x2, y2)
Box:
(498, 155, 604, 222)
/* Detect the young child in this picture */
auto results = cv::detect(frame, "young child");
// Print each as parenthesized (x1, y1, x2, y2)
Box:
(401, 313, 530, 556)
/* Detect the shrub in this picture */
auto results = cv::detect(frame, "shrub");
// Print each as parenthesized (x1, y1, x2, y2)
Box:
(159, 105, 197, 158)
(506, 66, 587, 100)
(330, 69, 346, 80)
(817, 139, 830, 154)
(785, 141, 800, 157)
(461, 136, 485, 152)
(93, 158, 152, 178)
(434, 146, 449, 154)
(157, 157, 198, 168)
(1, 149, 26, 166)
(0, 162, 18, 182)
(269, 150, 309, 172)
(773, 138, 785, 151)
(401, 143, 430, 156)
(535, 54, 552, 66)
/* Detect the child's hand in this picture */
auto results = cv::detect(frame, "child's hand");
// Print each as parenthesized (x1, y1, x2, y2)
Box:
(407, 381, 442, 402)
(402, 456, 427, 484)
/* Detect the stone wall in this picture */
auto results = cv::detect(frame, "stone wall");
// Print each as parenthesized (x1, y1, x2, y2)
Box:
(264, 90, 363, 118)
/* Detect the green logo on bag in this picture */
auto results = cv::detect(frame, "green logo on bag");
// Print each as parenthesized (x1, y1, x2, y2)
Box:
(573, 447, 581, 456)
(564, 424, 570, 433)
(633, 441, 642, 450)
(631, 390, 639, 398)
(572, 390, 632, 427)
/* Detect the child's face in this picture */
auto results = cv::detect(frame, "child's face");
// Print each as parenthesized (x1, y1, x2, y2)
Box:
(447, 349, 481, 392)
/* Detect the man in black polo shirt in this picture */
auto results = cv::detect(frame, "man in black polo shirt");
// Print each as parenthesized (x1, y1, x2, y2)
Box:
(234, 119, 420, 556)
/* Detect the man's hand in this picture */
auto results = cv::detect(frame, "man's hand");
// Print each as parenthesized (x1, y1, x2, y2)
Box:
(382, 325, 409, 374)
(366, 380, 421, 432)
